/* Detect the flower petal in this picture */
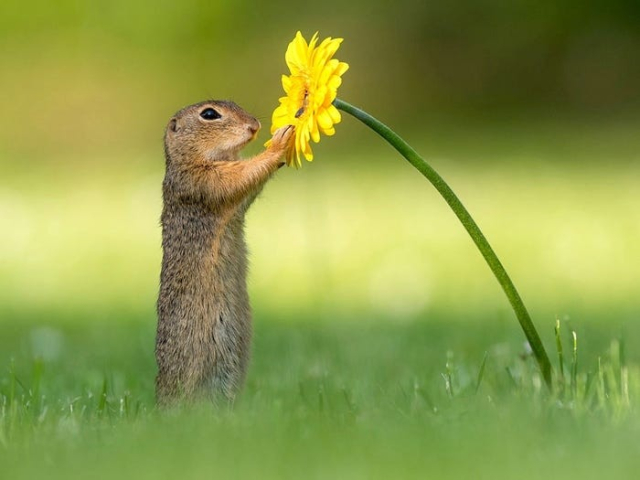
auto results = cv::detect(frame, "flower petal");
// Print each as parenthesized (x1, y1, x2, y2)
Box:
(316, 109, 333, 131)
(328, 75, 342, 91)
(327, 105, 341, 124)
(336, 62, 349, 76)
(281, 75, 292, 93)
(310, 116, 320, 143)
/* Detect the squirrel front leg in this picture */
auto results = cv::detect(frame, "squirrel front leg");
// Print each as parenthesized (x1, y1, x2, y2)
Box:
(199, 125, 293, 205)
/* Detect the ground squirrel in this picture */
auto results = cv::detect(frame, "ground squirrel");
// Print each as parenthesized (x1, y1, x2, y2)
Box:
(155, 100, 293, 405)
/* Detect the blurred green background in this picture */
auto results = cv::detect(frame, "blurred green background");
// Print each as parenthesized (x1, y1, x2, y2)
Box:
(1, 0, 638, 326)
(1, 1, 640, 479)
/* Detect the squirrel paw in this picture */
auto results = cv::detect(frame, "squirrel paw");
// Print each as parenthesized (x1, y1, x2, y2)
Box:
(269, 125, 295, 152)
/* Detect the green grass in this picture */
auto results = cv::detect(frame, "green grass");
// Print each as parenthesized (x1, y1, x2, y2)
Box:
(1, 312, 640, 479)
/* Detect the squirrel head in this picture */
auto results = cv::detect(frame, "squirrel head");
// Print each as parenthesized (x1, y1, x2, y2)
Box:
(164, 100, 261, 165)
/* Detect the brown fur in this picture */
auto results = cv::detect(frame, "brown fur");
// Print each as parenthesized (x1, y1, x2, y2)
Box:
(155, 100, 292, 405)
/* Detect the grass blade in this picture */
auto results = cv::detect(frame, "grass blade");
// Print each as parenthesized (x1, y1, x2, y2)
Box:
(555, 319, 565, 382)
(475, 352, 489, 394)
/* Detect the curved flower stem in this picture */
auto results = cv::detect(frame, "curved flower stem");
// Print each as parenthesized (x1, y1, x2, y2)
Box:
(334, 98, 552, 390)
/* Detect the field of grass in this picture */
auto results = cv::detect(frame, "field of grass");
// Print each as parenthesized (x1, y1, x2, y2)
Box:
(1, 118, 639, 478)
(2, 315, 640, 479)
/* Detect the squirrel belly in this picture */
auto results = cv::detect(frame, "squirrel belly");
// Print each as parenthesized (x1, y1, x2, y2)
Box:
(154, 100, 292, 405)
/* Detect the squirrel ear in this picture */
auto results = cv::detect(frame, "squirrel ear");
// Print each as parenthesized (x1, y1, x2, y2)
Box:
(169, 118, 178, 132)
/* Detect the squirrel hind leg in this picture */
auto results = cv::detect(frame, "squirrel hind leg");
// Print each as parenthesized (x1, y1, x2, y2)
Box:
(155, 376, 189, 408)
(206, 363, 244, 404)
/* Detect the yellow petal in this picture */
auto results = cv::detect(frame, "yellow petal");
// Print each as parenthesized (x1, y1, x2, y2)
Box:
(316, 109, 333, 131)
(302, 141, 313, 161)
(285, 31, 306, 74)
(271, 115, 289, 133)
(294, 32, 308, 67)
(336, 62, 349, 76)
(327, 105, 341, 124)
(294, 147, 301, 168)
(310, 116, 320, 143)
(314, 85, 328, 109)
(316, 38, 343, 67)
(307, 32, 319, 58)
(286, 143, 295, 166)
(304, 148, 313, 162)
(328, 75, 342, 91)
(320, 59, 339, 83)
(281, 75, 292, 93)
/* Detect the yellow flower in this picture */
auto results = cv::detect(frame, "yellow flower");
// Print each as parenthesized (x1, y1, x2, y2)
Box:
(267, 31, 349, 168)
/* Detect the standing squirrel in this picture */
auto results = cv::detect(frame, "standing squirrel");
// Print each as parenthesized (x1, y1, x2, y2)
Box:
(155, 100, 293, 405)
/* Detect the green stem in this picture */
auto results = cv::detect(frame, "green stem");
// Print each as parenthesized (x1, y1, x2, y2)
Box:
(334, 98, 552, 390)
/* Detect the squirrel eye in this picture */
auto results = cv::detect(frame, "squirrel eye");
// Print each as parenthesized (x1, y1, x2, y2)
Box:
(200, 108, 222, 120)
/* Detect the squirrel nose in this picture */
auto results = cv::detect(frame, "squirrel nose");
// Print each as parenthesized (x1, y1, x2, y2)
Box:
(248, 119, 261, 136)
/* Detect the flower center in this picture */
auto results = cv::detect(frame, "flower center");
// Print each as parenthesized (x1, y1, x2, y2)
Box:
(290, 74, 313, 121)
(295, 91, 309, 118)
